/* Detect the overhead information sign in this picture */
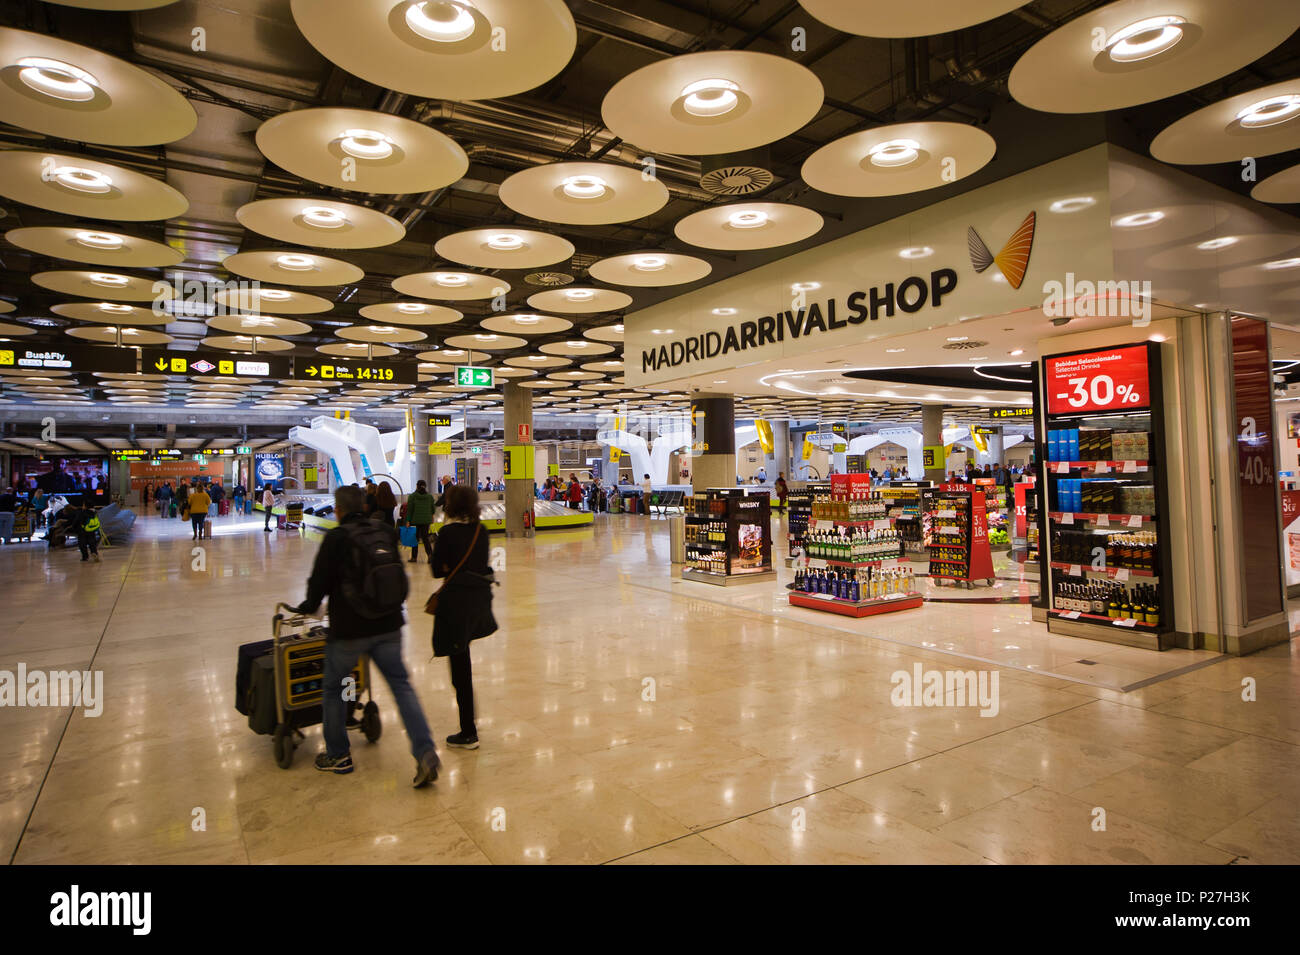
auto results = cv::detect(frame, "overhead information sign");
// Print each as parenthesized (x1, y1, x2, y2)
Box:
(0, 343, 136, 374)
(428, 442, 453, 455)
(428, 415, 452, 427)
(990, 407, 1034, 419)
(294, 357, 417, 385)
(455, 366, 494, 388)
(141, 348, 291, 379)
(112, 449, 183, 460)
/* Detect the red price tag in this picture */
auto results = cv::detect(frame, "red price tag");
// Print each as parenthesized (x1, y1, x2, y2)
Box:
(1045, 345, 1150, 414)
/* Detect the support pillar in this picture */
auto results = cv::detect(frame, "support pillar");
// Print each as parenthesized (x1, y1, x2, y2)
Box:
(922, 405, 946, 482)
(771, 419, 791, 482)
(413, 415, 431, 491)
(504, 382, 534, 538)
(688, 393, 736, 491)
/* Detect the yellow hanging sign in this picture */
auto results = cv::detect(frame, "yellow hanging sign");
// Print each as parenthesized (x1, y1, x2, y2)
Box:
(755, 419, 774, 456)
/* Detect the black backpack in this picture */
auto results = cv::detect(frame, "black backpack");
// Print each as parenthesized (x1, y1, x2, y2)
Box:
(340, 520, 409, 618)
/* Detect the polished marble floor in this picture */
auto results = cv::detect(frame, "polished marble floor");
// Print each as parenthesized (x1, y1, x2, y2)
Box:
(1, 509, 1297, 864)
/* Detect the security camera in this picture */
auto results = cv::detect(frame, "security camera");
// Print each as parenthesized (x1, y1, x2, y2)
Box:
(1051, 316, 1072, 327)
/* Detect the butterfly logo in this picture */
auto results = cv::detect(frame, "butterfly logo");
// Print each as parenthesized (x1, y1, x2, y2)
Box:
(968, 211, 1036, 289)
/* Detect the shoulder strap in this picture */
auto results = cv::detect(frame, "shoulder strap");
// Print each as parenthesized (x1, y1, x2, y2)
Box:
(435, 523, 481, 593)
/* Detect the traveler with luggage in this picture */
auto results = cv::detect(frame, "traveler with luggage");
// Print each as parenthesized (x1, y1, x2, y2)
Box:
(428, 484, 497, 750)
(155, 481, 172, 516)
(404, 479, 435, 563)
(187, 484, 211, 540)
(262, 485, 276, 531)
(291, 485, 440, 786)
(232, 482, 246, 516)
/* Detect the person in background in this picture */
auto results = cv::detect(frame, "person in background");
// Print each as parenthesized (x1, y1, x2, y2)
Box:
(142, 481, 152, 509)
(565, 472, 583, 510)
(434, 475, 453, 512)
(756, 465, 767, 483)
(293, 484, 440, 786)
(176, 480, 190, 517)
(31, 487, 46, 528)
(0, 487, 15, 513)
(775, 473, 788, 506)
(640, 473, 652, 513)
(364, 481, 380, 517)
(373, 481, 397, 526)
(588, 476, 605, 513)
(69, 501, 101, 563)
(187, 482, 211, 540)
(262, 484, 276, 532)
(430, 484, 496, 751)
(232, 481, 246, 515)
(404, 479, 436, 563)
(210, 481, 224, 510)
(156, 481, 173, 515)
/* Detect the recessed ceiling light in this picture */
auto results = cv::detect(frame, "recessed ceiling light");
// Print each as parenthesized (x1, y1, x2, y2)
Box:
(1009, 349, 1025, 356)
(1196, 236, 1238, 251)
(276, 253, 315, 270)
(885, 347, 906, 353)
(301, 205, 348, 229)
(1149, 333, 1167, 342)
(396, 302, 426, 313)
(567, 340, 589, 348)
(946, 335, 969, 342)
(968, 356, 989, 361)
(97, 302, 132, 313)
(405, 1, 478, 43)
(1106, 15, 1186, 63)
(474, 334, 498, 341)
(16, 57, 99, 102)
(1235, 94, 1300, 129)
(564, 288, 595, 301)
(679, 78, 740, 117)
(89, 273, 129, 288)
(712, 307, 737, 316)
(560, 175, 607, 199)
(527, 355, 547, 361)
(727, 209, 768, 229)
(1264, 258, 1300, 270)
(634, 255, 667, 272)
(51, 166, 112, 194)
(74, 231, 123, 250)
(1114, 211, 1164, 228)
(435, 272, 468, 286)
(791, 281, 820, 292)
(776, 367, 795, 373)
(713, 379, 728, 384)
(612, 324, 624, 332)
(866, 139, 921, 168)
(651, 328, 674, 335)
(899, 246, 933, 259)
(486, 233, 524, 251)
(1049, 196, 1096, 214)
(259, 289, 291, 300)
(338, 128, 395, 161)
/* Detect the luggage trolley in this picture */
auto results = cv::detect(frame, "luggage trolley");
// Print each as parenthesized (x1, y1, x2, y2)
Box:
(268, 603, 382, 768)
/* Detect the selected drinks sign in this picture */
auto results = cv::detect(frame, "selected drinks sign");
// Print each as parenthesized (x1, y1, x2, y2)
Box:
(1044, 344, 1150, 415)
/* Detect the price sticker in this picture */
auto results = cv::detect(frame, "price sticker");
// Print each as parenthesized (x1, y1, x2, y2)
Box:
(1123, 460, 1139, 474)
(1060, 512, 1074, 525)
(1094, 461, 1110, 474)
(1113, 618, 1137, 628)
(1068, 564, 1082, 577)
(1096, 514, 1109, 527)
(1114, 568, 1130, 582)
(1056, 462, 1071, 474)
(1061, 610, 1081, 620)
(873, 519, 891, 530)
(1126, 514, 1143, 528)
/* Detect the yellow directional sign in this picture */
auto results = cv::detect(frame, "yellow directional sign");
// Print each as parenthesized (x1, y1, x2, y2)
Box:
(428, 442, 453, 455)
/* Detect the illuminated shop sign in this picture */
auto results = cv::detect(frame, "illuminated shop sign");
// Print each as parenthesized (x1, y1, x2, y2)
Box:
(641, 269, 958, 374)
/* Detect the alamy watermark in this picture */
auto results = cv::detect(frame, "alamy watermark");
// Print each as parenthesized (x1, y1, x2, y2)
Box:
(890, 663, 1000, 717)
(1043, 272, 1153, 326)
(0, 665, 103, 717)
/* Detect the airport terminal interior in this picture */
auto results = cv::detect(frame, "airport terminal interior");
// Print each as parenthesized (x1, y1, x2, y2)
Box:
(1, 0, 1299, 867)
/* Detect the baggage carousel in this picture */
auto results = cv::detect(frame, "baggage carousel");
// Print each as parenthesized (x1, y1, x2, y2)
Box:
(260, 498, 593, 535)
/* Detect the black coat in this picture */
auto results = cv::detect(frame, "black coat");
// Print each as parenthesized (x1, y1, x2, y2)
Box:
(430, 520, 496, 657)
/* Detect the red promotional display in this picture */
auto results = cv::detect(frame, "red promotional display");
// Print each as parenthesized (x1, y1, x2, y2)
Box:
(1230, 317, 1284, 619)
(927, 486, 995, 587)
(1044, 344, 1150, 415)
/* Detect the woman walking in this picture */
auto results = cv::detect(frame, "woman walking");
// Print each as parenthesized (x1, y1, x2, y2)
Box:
(428, 484, 496, 750)
(373, 481, 397, 526)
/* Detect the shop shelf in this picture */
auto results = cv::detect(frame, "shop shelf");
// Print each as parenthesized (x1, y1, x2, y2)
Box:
(1047, 460, 1149, 474)
(1049, 512, 1155, 527)
(1047, 608, 1160, 631)
(1049, 561, 1157, 578)
(802, 556, 902, 569)
(788, 590, 923, 618)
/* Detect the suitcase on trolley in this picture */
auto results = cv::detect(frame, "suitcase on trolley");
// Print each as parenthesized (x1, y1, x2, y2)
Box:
(202, 518, 212, 539)
(248, 604, 382, 769)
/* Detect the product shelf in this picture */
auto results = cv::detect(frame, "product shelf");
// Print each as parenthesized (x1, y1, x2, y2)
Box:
(1049, 511, 1155, 526)
(1050, 560, 1157, 579)
(802, 556, 902, 569)
(1048, 460, 1149, 473)
(1047, 608, 1160, 632)
(788, 590, 923, 618)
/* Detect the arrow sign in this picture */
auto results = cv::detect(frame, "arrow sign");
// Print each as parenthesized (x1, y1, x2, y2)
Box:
(456, 365, 494, 388)
(305, 365, 317, 376)
(154, 359, 168, 371)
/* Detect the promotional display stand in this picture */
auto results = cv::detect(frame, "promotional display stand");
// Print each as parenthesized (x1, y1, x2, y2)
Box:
(1040, 341, 1174, 648)
(879, 480, 930, 554)
(683, 488, 775, 586)
(787, 473, 921, 618)
(784, 482, 828, 565)
(926, 487, 996, 588)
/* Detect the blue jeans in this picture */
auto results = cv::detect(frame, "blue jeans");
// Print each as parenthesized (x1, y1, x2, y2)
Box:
(322, 630, 435, 761)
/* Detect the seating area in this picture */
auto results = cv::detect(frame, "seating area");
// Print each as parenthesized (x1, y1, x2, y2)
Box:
(650, 490, 686, 514)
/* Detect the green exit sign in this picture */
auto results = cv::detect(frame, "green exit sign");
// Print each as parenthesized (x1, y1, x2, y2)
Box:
(455, 366, 494, 388)
(470, 446, 483, 454)
(236, 445, 251, 454)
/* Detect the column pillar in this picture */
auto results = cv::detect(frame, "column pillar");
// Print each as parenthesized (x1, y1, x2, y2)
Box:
(771, 419, 791, 481)
(922, 405, 946, 482)
(504, 382, 534, 538)
(688, 393, 736, 491)
(413, 415, 431, 491)
(987, 427, 1005, 468)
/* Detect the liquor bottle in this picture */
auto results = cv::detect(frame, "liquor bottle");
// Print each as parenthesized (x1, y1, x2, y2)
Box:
(1107, 588, 1120, 618)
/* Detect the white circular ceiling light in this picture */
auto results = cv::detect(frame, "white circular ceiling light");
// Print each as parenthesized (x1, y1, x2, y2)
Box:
(674, 201, 823, 251)
(795, 0, 1027, 38)
(589, 252, 711, 288)
(0, 150, 187, 220)
(392, 271, 508, 301)
(236, 197, 405, 249)
(434, 228, 574, 269)
(224, 250, 364, 286)
(802, 123, 994, 197)
(1151, 80, 1300, 164)
(498, 161, 669, 225)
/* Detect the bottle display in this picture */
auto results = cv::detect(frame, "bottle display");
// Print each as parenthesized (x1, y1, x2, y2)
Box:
(1051, 579, 1161, 626)
(793, 565, 917, 602)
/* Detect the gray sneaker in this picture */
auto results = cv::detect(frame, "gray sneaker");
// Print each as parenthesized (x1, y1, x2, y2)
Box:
(413, 749, 440, 789)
